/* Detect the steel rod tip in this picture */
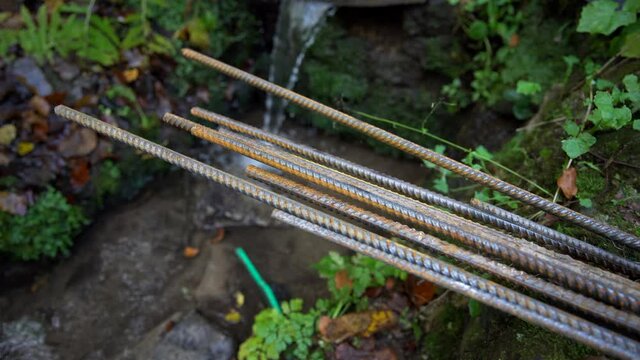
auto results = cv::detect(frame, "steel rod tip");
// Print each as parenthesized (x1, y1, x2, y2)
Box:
(162, 113, 196, 131)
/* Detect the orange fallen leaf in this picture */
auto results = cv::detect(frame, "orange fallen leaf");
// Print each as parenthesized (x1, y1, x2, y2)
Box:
(70, 159, 90, 189)
(406, 274, 436, 307)
(163, 320, 175, 333)
(183, 246, 200, 258)
(335, 270, 353, 290)
(318, 310, 397, 343)
(508, 33, 520, 48)
(557, 167, 578, 199)
(210, 227, 225, 244)
(121, 68, 140, 83)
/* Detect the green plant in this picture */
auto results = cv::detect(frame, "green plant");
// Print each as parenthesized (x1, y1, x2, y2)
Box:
(577, 0, 640, 58)
(239, 253, 409, 359)
(561, 74, 640, 160)
(238, 299, 323, 360)
(17, 5, 81, 64)
(0, 188, 87, 260)
(95, 160, 122, 206)
(314, 252, 407, 317)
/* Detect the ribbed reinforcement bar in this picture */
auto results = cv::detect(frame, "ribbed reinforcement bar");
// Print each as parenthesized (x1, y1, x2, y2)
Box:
(162, 112, 640, 313)
(191, 107, 640, 278)
(181, 48, 640, 250)
(271, 210, 640, 360)
(247, 165, 640, 333)
(54, 105, 640, 359)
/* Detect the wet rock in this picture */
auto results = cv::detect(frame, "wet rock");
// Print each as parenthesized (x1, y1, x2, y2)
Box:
(116, 312, 234, 360)
(52, 61, 80, 81)
(9, 58, 53, 97)
(0, 318, 57, 360)
(153, 312, 234, 360)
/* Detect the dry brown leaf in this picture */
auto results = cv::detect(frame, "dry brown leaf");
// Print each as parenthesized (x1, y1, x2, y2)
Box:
(335, 270, 353, 290)
(70, 159, 90, 189)
(120, 68, 140, 83)
(183, 246, 200, 258)
(406, 274, 436, 307)
(318, 310, 397, 343)
(58, 127, 97, 158)
(0, 191, 28, 215)
(210, 227, 225, 244)
(557, 167, 578, 199)
(29, 96, 51, 116)
(509, 33, 520, 48)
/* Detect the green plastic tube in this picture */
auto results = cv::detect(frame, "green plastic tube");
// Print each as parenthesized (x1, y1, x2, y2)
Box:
(235, 247, 282, 313)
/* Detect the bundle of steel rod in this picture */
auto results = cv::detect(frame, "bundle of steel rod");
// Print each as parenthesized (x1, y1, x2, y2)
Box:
(53, 49, 640, 359)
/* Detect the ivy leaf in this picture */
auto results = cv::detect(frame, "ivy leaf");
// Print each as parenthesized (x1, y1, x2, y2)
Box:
(561, 133, 596, 159)
(633, 119, 640, 130)
(516, 80, 542, 96)
(578, 198, 593, 208)
(468, 20, 488, 40)
(563, 121, 580, 137)
(622, 74, 640, 103)
(577, 0, 637, 36)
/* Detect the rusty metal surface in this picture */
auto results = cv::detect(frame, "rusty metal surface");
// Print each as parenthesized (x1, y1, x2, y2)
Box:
(54, 94, 640, 358)
(247, 165, 640, 333)
(191, 107, 640, 278)
(165, 114, 639, 313)
(271, 210, 640, 360)
(181, 48, 640, 250)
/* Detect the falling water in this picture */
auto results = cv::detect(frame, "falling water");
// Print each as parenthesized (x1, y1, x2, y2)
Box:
(263, 0, 336, 132)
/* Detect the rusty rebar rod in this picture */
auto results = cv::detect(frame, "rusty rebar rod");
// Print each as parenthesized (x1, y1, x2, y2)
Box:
(191, 107, 640, 278)
(162, 113, 640, 312)
(247, 165, 640, 333)
(181, 48, 640, 250)
(271, 210, 640, 360)
(54, 105, 640, 359)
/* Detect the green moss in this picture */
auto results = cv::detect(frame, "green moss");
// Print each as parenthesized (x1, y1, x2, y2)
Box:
(576, 168, 605, 200)
(422, 303, 467, 360)
(0, 188, 88, 260)
(457, 309, 596, 360)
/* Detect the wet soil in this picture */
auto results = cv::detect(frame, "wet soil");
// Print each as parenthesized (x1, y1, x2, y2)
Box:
(0, 110, 428, 359)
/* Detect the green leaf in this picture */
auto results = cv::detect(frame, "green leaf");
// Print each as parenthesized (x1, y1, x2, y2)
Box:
(624, 0, 640, 12)
(621, 31, 640, 58)
(634, 119, 640, 130)
(577, 0, 637, 35)
(623, 74, 640, 92)
(578, 198, 593, 208)
(563, 121, 580, 137)
(561, 133, 597, 159)
(433, 175, 449, 194)
(516, 80, 542, 96)
(468, 299, 482, 317)
(468, 20, 488, 40)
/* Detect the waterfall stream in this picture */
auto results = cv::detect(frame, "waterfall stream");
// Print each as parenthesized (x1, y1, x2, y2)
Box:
(263, 0, 336, 132)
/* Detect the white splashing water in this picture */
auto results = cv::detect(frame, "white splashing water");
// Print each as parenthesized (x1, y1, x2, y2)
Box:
(263, 0, 336, 132)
